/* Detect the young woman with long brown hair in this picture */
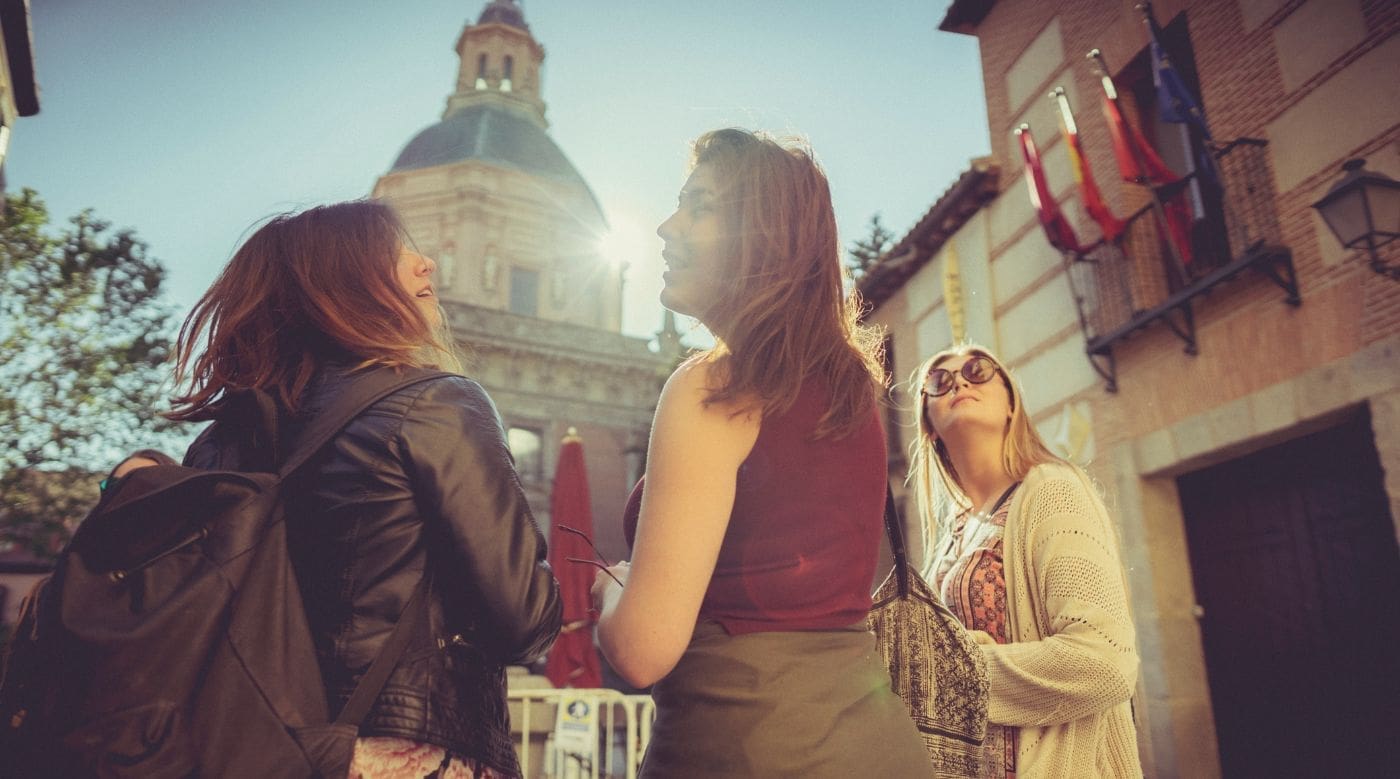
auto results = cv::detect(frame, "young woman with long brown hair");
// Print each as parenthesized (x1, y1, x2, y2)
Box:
(171, 200, 561, 779)
(909, 344, 1140, 777)
(589, 129, 928, 777)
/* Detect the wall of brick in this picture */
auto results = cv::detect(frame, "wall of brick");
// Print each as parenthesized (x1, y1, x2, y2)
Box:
(872, 1, 1400, 774)
(964, 0, 1400, 449)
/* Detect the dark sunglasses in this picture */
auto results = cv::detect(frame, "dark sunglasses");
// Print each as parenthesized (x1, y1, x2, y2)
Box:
(923, 355, 1002, 398)
(559, 524, 624, 588)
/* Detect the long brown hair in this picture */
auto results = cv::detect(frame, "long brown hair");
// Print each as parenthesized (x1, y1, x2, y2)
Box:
(689, 128, 884, 439)
(907, 344, 1064, 559)
(167, 200, 457, 421)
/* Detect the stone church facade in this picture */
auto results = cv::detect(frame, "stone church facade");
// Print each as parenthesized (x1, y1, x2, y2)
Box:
(372, 0, 676, 561)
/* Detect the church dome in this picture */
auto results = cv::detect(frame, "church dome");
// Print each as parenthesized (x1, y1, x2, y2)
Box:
(477, 0, 528, 31)
(390, 104, 603, 224)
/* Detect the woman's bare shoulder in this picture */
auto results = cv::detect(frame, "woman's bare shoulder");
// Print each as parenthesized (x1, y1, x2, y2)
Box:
(661, 357, 758, 423)
(650, 358, 760, 464)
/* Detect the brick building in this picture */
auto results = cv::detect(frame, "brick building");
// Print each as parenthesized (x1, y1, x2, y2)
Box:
(862, 1, 1399, 774)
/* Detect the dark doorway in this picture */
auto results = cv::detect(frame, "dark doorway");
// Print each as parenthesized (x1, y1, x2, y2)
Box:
(1178, 409, 1400, 776)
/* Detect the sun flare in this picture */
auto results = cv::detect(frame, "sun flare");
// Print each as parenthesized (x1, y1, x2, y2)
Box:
(597, 215, 655, 271)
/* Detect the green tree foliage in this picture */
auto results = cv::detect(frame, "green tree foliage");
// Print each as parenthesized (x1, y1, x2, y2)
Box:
(0, 188, 186, 559)
(847, 212, 895, 282)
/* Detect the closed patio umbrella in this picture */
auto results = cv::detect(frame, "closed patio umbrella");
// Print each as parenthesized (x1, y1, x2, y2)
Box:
(544, 428, 603, 689)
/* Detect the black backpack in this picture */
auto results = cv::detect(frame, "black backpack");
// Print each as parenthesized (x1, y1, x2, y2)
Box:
(0, 367, 449, 778)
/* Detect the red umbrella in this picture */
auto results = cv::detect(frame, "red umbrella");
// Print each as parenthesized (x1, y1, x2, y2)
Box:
(545, 428, 603, 689)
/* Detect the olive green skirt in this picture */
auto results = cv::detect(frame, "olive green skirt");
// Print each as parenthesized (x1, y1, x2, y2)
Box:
(641, 621, 930, 779)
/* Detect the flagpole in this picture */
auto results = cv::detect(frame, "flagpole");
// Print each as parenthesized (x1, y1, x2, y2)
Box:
(1088, 47, 1191, 286)
(1137, 1, 1156, 30)
(1051, 87, 1077, 135)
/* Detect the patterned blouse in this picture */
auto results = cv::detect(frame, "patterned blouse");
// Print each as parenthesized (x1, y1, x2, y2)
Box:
(930, 487, 1020, 779)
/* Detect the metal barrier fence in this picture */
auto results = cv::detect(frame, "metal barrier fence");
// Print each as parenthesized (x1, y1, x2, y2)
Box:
(508, 688, 656, 779)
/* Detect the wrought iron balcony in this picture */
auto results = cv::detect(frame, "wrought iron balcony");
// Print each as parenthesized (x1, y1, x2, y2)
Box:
(1062, 138, 1298, 391)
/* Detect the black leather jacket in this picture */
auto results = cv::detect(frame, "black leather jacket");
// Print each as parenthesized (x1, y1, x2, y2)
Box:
(185, 366, 561, 776)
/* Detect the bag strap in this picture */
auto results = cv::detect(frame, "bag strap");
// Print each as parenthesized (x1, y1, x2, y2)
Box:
(278, 366, 452, 479)
(273, 365, 451, 727)
(881, 480, 1021, 599)
(986, 481, 1020, 519)
(881, 485, 912, 598)
(335, 576, 428, 726)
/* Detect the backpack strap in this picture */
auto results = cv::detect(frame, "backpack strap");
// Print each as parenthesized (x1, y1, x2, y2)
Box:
(275, 365, 452, 728)
(278, 366, 452, 479)
(334, 575, 428, 727)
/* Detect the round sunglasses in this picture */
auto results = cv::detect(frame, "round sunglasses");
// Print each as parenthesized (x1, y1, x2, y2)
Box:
(922, 355, 1002, 397)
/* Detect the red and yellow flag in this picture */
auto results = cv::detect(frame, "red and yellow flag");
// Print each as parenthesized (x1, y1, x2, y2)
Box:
(1016, 125, 1086, 255)
(1053, 87, 1125, 244)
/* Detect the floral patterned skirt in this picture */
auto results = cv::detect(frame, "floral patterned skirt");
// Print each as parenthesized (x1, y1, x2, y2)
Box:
(349, 737, 507, 779)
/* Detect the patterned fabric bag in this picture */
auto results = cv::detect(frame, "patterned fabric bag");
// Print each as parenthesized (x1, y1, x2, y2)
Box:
(868, 487, 991, 777)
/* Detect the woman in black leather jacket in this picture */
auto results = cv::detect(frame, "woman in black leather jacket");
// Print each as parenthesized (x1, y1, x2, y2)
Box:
(169, 200, 562, 778)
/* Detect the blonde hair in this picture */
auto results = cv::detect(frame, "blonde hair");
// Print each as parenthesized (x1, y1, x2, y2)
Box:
(907, 343, 1064, 557)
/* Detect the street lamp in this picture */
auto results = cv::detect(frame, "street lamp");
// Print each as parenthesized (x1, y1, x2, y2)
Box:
(1312, 158, 1400, 280)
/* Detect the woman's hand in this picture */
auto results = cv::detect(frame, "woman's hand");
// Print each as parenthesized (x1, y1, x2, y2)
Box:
(590, 561, 630, 613)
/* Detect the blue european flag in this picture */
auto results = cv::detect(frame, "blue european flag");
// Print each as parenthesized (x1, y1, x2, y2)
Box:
(1148, 14, 1220, 192)
(1151, 30, 1210, 138)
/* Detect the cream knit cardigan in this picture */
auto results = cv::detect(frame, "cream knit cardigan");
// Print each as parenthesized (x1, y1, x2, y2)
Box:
(965, 462, 1142, 778)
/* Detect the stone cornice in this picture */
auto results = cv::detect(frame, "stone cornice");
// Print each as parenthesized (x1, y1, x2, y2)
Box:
(479, 385, 657, 429)
(446, 301, 667, 370)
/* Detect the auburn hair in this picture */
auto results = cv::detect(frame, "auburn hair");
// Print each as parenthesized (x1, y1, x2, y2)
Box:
(167, 200, 456, 421)
(906, 344, 1064, 563)
(688, 128, 885, 439)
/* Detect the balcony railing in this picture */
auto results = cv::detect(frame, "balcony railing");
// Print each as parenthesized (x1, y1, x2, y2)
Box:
(1062, 138, 1299, 391)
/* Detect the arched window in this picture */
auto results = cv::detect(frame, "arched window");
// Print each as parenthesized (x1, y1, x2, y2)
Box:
(502, 55, 514, 92)
(475, 53, 487, 90)
(481, 246, 500, 292)
(509, 266, 539, 317)
(438, 241, 456, 289)
(506, 426, 543, 482)
(551, 265, 568, 307)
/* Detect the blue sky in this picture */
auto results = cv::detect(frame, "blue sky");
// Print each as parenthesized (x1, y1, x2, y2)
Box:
(12, 0, 989, 340)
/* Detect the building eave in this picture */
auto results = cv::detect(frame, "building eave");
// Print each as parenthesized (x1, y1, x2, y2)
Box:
(938, 0, 997, 35)
(857, 158, 999, 311)
(0, 0, 38, 116)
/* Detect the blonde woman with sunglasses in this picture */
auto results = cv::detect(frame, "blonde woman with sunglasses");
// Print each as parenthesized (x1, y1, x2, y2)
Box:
(909, 344, 1141, 778)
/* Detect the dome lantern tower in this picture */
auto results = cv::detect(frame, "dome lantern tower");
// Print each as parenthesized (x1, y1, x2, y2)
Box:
(447, 0, 547, 127)
(371, 1, 673, 578)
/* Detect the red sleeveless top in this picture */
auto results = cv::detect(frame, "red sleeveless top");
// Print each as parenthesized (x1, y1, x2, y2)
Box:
(622, 381, 886, 635)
